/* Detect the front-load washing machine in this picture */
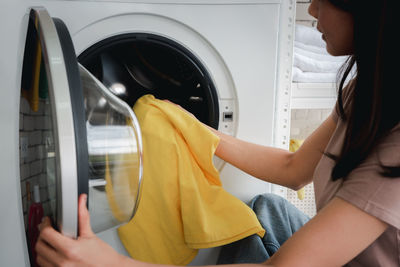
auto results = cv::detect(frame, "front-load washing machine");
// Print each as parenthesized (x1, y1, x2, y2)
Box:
(0, 0, 295, 266)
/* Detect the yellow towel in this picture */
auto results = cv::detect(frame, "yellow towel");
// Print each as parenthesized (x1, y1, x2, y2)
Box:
(105, 150, 140, 223)
(22, 16, 41, 112)
(289, 139, 305, 200)
(118, 95, 265, 265)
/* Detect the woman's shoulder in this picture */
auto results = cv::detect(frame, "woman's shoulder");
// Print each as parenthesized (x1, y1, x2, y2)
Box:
(331, 79, 355, 123)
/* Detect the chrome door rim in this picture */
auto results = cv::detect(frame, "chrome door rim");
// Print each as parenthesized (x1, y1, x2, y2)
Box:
(31, 7, 78, 238)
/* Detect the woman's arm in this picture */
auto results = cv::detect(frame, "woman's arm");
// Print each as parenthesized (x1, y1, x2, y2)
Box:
(35, 195, 131, 267)
(265, 197, 388, 267)
(209, 114, 337, 190)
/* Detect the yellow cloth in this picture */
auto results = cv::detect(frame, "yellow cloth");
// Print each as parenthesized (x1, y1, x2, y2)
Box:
(105, 150, 140, 223)
(289, 139, 305, 200)
(118, 95, 265, 265)
(22, 16, 41, 112)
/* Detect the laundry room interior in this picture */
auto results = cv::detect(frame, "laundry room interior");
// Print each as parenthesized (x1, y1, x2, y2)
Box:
(16, 0, 335, 229)
(1, 0, 354, 266)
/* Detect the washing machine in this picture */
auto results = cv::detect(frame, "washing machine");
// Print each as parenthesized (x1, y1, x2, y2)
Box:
(0, 0, 295, 266)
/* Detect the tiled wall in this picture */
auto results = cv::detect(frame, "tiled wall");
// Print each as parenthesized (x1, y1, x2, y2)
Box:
(19, 97, 54, 228)
(290, 109, 332, 140)
(295, 0, 316, 27)
(287, 109, 331, 218)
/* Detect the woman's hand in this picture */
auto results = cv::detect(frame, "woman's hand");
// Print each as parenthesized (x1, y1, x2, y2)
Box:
(35, 194, 132, 267)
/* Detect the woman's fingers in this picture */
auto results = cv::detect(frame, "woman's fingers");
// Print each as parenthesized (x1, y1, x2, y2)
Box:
(78, 194, 94, 237)
(36, 195, 125, 266)
(36, 255, 53, 267)
(35, 239, 62, 266)
(38, 218, 74, 254)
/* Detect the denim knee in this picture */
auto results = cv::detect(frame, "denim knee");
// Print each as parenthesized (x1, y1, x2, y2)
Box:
(250, 193, 309, 244)
(217, 193, 309, 264)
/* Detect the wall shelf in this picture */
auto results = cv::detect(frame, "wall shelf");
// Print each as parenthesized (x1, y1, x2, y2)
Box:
(291, 82, 337, 109)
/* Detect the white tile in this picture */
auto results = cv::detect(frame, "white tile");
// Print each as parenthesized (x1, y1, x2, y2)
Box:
(37, 100, 46, 115)
(290, 127, 301, 136)
(37, 145, 46, 160)
(48, 184, 56, 199)
(30, 160, 42, 176)
(42, 131, 54, 146)
(23, 115, 35, 131)
(19, 151, 25, 165)
(20, 97, 30, 114)
(293, 109, 308, 119)
(44, 116, 53, 130)
(43, 201, 51, 216)
(307, 109, 322, 121)
(27, 146, 37, 163)
(19, 114, 23, 130)
(38, 174, 47, 187)
(29, 131, 42, 146)
(34, 116, 45, 130)
(20, 163, 30, 180)
(20, 180, 27, 197)
(321, 109, 332, 120)
(296, 3, 315, 21)
(40, 187, 48, 202)
(19, 134, 29, 160)
(27, 176, 40, 188)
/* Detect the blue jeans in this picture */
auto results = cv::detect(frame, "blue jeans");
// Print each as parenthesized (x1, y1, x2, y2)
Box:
(217, 193, 310, 264)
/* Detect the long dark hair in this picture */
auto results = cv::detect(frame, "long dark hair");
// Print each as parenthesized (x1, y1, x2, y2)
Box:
(328, 0, 400, 181)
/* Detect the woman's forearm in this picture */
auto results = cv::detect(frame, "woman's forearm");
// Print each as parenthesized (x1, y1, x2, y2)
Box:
(208, 114, 336, 190)
(209, 128, 304, 190)
(128, 258, 273, 267)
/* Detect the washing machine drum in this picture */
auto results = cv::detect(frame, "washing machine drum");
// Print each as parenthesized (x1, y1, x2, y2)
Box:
(20, 8, 143, 237)
(78, 33, 219, 130)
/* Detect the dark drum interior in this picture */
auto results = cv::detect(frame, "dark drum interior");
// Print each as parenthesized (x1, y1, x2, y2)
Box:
(78, 33, 219, 129)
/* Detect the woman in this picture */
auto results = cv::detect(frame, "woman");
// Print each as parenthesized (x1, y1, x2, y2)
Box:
(36, 0, 400, 266)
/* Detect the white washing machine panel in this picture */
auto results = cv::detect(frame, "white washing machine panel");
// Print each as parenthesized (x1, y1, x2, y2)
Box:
(0, 0, 295, 266)
(41, 0, 294, 198)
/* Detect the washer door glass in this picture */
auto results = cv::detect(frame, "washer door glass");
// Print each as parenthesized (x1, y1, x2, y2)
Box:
(20, 7, 143, 240)
(80, 63, 143, 233)
(19, 15, 59, 263)
(20, 8, 82, 238)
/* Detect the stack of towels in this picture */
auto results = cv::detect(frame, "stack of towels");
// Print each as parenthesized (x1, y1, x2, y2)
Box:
(292, 24, 349, 83)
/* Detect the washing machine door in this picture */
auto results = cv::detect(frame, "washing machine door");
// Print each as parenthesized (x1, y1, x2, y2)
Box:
(21, 7, 143, 238)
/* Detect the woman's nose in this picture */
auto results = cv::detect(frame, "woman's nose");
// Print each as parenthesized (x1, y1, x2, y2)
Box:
(308, 0, 318, 19)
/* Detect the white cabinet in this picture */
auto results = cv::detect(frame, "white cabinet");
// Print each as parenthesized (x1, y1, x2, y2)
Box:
(292, 1, 337, 110)
(291, 82, 336, 109)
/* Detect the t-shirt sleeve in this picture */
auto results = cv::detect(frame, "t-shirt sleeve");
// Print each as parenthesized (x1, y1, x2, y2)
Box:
(335, 127, 400, 229)
(331, 79, 355, 124)
(330, 102, 339, 124)
(331, 94, 350, 124)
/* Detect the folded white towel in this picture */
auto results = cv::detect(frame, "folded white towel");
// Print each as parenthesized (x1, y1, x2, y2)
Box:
(293, 24, 356, 83)
(294, 41, 327, 54)
(293, 51, 345, 73)
(294, 45, 347, 62)
(295, 24, 325, 48)
(292, 66, 338, 83)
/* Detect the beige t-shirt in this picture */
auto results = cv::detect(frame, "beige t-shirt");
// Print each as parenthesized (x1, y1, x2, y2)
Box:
(313, 100, 400, 266)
